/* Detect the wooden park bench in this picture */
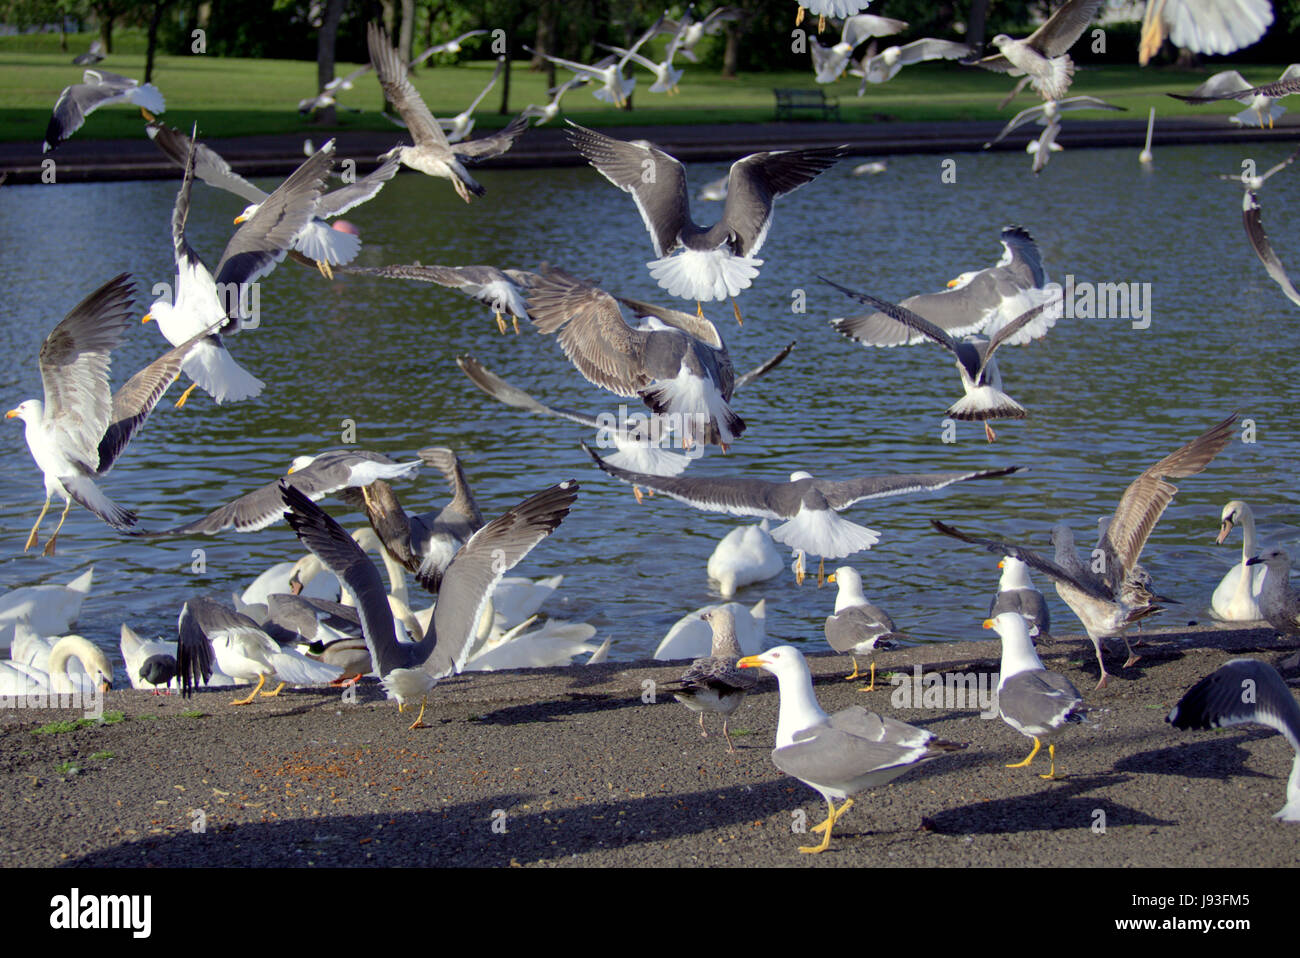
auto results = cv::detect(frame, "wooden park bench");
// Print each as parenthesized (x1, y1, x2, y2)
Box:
(773, 88, 840, 121)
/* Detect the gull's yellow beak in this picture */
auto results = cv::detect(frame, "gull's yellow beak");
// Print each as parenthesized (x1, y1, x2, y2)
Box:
(5, 409, 19, 419)
(826, 573, 837, 584)
(998, 559, 1004, 569)
(233, 213, 248, 224)
(286, 465, 297, 475)
(142, 311, 153, 324)
(946, 277, 961, 288)
(982, 618, 995, 630)
(737, 655, 763, 669)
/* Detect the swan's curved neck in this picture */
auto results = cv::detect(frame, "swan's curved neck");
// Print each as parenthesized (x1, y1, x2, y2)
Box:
(48, 636, 108, 690)
(1237, 507, 1258, 562)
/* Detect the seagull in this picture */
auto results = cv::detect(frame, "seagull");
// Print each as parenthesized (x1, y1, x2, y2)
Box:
(144, 129, 333, 407)
(527, 266, 744, 449)
(820, 276, 1057, 442)
(795, 1, 875, 33)
(438, 57, 504, 142)
(344, 263, 538, 334)
(661, 608, 758, 752)
(989, 556, 1052, 642)
(523, 46, 643, 109)
(1246, 549, 1300, 640)
(282, 479, 578, 729)
(298, 63, 372, 114)
(146, 120, 399, 279)
(824, 566, 906, 690)
(566, 122, 841, 322)
(73, 38, 105, 65)
(984, 611, 1087, 780)
(1139, 106, 1156, 165)
(1167, 65, 1300, 127)
(43, 69, 165, 152)
(932, 413, 1239, 689)
(738, 645, 964, 853)
(582, 440, 1021, 585)
(809, 14, 907, 84)
(1241, 189, 1300, 308)
(826, 226, 1054, 348)
(852, 38, 972, 90)
(597, 25, 690, 95)
(969, 0, 1104, 101)
(7, 274, 201, 555)
(660, 6, 743, 63)
(160, 450, 421, 535)
(1219, 144, 1300, 192)
(1213, 500, 1267, 622)
(1139, 0, 1274, 65)
(520, 75, 587, 125)
(369, 22, 525, 202)
(410, 29, 490, 67)
(1167, 658, 1300, 821)
(984, 96, 1125, 149)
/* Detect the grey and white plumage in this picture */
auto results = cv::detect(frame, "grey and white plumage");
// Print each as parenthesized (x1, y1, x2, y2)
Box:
(1167, 657, 1300, 821)
(737, 645, 964, 853)
(121, 623, 179, 691)
(520, 75, 587, 125)
(1139, 0, 1273, 64)
(146, 120, 398, 276)
(1241, 190, 1300, 309)
(932, 413, 1239, 689)
(989, 556, 1051, 641)
(1166, 65, 1300, 126)
(984, 96, 1125, 149)
(828, 226, 1054, 348)
(161, 449, 420, 535)
(970, 0, 1104, 101)
(438, 57, 504, 142)
(7, 273, 201, 554)
(43, 69, 165, 152)
(985, 611, 1086, 779)
(658, 6, 742, 64)
(281, 479, 578, 728)
(853, 38, 972, 90)
(410, 30, 490, 66)
(527, 267, 743, 448)
(299, 63, 373, 114)
(662, 608, 758, 752)
(523, 22, 660, 108)
(1220, 144, 1300, 192)
(809, 14, 908, 84)
(344, 263, 539, 334)
(821, 275, 1056, 438)
(583, 440, 1021, 579)
(566, 122, 841, 312)
(73, 39, 105, 65)
(824, 566, 905, 687)
(1247, 549, 1300, 639)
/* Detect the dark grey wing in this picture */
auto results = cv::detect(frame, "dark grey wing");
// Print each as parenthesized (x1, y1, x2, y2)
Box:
(814, 467, 1022, 510)
(990, 589, 1051, 635)
(998, 669, 1084, 727)
(720, 147, 842, 256)
(1025, 0, 1104, 56)
(43, 75, 131, 151)
(38, 272, 136, 473)
(214, 142, 335, 289)
(1171, 76, 1300, 103)
(582, 441, 790, 519)
(819, 276, 960, 356)
(423, 481, 580, 679)
(145, 120, 267, 205)
(932, 519, 1113, 601)
(456, 354, 599, 428)
(1242, 190, 1300, 307)
(316, 154, 401, 218)
(454, 113, 529, 162)
(176, 600, 216, 697)
(825, 605, 900, 653)
(1168, 658, 1300, 751)
(565, 122, 690, 257)
(734, 341, 795, 391)
(1000, 225, 1046, 287)
(774, 723, 931, 784)
(676, 655, 758, 693)
(280, 483, 406, 677)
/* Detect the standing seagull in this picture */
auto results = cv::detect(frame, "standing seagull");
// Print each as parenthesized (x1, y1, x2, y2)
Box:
(989, 556, 1052, 642)
(1246, 549, 1300, 640)
(582, 441, 1021, 585)
(1241, 190, 1300, 309)
(43, 69, 165, 152)
(1167, 658, 1300, 821)
(566, 122, 841, 323)
(932, 413, 1239, 688)
(7, 274, 200, 555)
(821, 277, 1056, 442)
(661, 608, 757, 752)
(985, 611, 1086, 780)
(824, 566, 906, 690)
(282, 480, 578, 729)
(969, 0, 1104, 101)
(738, 646, 964, 854)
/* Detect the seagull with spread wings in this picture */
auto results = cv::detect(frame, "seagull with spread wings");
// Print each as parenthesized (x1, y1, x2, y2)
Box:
(809, 13, 907, 84)
(43, 69, 165, 152)
(1139, 0, 1274, 65)
(968, 0, 1104, 101)
(1167, 65, 1300, 127)
(1241, 189, 1300, 309)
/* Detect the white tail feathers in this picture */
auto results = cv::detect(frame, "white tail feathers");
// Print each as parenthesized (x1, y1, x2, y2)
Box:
(184, 339, 264, 404)
(771, 507, 881, 559)
(295, 220, 362, 266)
(647, 249, 763, 301)
(948, 386, 1027, 421)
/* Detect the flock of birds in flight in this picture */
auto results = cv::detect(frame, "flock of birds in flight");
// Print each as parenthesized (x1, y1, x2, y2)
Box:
(6, 0, 1300, 854)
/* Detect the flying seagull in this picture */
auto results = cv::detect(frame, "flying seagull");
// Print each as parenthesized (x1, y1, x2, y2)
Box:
(1219, 144, 1300, 192)
(1139, 0, 1274, 65)
(298, 63, 373, 115)
(410, 30, 490, 67)
(821, 276, 1057, 442)
(852, 38, 972, 91)
(73, 39, 105, 65)
(984, 96, 1126, 149)
(1241, 190, 1300, 308)
(969, 0, 1104, 101)
(1167, 658, 1300, 821)
(282, 479, 578, 729)
(582, 440, 1021, 584)
(566, 122, 841, 323)
(439, 57, 504, 142)
(43, 69, 165, 152)
(7, 273, 200, 555)
(932, 413, 1239, 688)
(1167, 66, 1300, 127)
(520, 75, 587, 126)
(344, 263, 538, 334)
(809, 14, 908, 84)
(147, 120, 399, 279)
(738, 645, 964, 853)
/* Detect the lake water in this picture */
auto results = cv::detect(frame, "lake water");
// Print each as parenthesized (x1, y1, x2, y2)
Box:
(2, 140, 1297, 678)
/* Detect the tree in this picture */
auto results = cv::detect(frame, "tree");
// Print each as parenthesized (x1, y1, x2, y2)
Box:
(315, 0, 344, 125)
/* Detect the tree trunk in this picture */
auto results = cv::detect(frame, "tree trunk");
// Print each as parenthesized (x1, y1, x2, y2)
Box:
(316, 0, 344, 125)
(532, 0, 556, 68)
(99, 16, 113, 54)
(967, 0, 988, 48)
(398, 0, 415, 67)
(722, 23, 740, 78)
(144, 1, 167, 84)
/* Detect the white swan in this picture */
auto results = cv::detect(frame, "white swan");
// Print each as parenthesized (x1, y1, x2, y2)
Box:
(1212, 499, 1267, 621)
(490, 575, 562, 631)
(466, 618, 600, 671)
(707, 520, 784, 598)
(0, 634, 112, 695)
(654, 598, 766, 660)
(0, 567, 93, 646)
(241, 557, 339, 606)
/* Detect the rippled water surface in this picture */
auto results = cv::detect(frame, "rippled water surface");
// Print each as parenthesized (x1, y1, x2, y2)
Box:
(2, 141, 1297, 677)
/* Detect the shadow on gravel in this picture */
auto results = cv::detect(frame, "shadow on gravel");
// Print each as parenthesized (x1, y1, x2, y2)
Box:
(1115, 732, 1275, 782)
(65, 778, 801, 867)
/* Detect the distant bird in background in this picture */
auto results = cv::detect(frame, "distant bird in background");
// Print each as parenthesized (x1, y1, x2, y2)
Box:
(43, 69, 165, 152)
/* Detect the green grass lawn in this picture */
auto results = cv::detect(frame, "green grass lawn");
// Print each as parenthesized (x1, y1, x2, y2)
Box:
(0, 32, 1292, 144)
